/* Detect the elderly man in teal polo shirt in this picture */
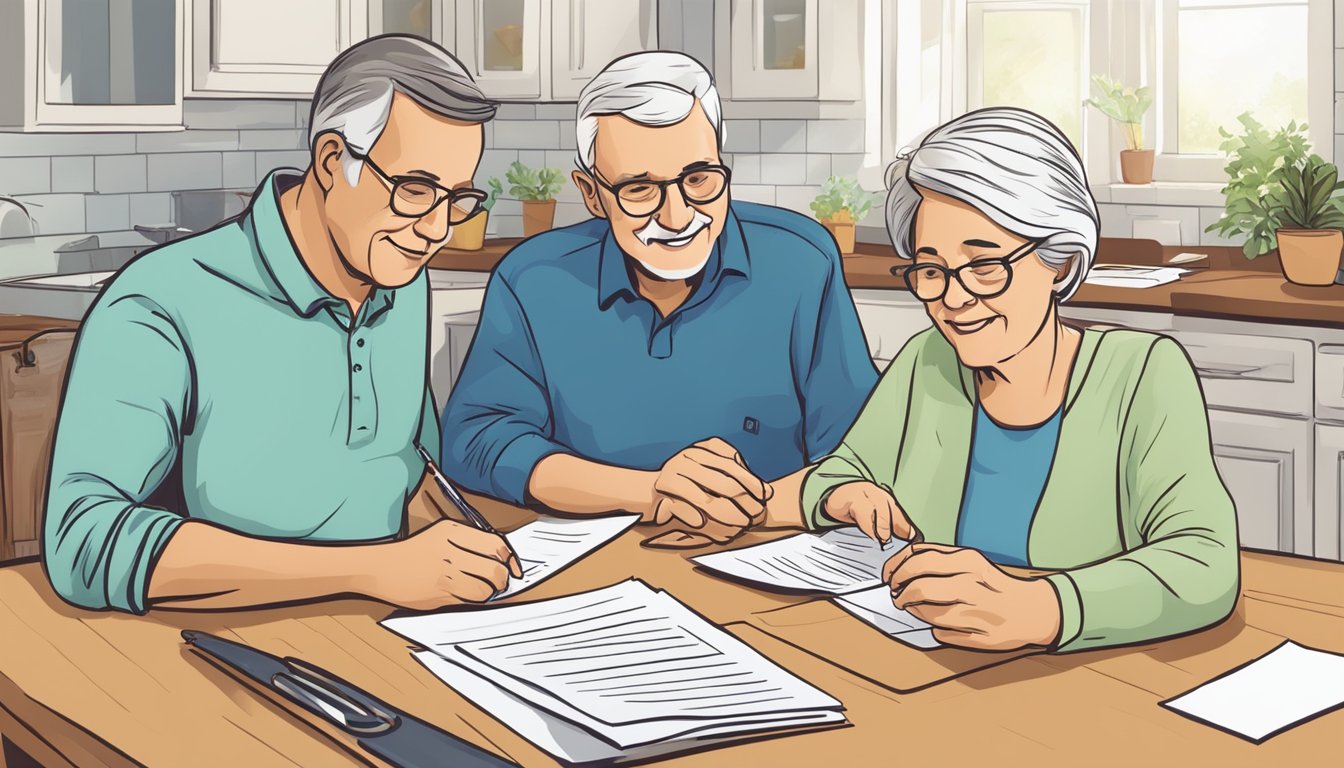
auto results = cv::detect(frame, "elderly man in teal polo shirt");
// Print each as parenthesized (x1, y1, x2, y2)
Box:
(43, 36, 521, 614)
(441, 52, 877, 543)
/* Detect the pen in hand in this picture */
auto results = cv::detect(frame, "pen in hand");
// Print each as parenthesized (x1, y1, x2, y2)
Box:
(413, 443, 524, 580)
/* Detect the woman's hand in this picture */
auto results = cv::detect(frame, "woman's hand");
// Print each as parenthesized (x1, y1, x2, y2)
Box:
(881, 543, 1062, 651)
(822, 481, 918, 545)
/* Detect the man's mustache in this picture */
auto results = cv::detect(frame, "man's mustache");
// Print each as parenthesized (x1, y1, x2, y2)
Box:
(634, 209, 713, 246)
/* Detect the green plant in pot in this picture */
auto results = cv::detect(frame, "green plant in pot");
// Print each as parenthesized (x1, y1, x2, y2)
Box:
(446, 177, 501, 251)
(1086, 75, 1154, 184)
(1204, 114, 1342, 285)
(505, 161, 566, 237)
(1270, 155, 1344, 286)
(810, 176, 882, 255)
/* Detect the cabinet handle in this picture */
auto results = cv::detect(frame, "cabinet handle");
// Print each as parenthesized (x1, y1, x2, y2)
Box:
(572, 0, 586, 71)
(1194, 363, 1266, 379)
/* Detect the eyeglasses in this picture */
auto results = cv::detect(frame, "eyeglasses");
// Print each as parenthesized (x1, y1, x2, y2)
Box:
(591, 164, 731, 218)
(346, 146, 488, 223)
(895, 238, 1044, 303)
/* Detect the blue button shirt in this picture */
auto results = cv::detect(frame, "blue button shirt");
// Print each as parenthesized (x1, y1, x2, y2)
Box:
(441, 202, 877, 505)
(955, 404, 1064, 566)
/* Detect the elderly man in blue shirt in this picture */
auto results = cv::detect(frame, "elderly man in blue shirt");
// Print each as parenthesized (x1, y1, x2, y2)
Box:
(441, 52, 876, 543)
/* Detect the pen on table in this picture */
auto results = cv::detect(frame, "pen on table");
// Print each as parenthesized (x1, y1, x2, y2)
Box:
(413, 443, 523, 574)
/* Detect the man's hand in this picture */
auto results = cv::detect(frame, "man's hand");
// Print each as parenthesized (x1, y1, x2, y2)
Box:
(362, 519, 524, 611)
(822, 481, 918, 545)
(881, 543, 1062, 651)
(645, 438, 773, 543)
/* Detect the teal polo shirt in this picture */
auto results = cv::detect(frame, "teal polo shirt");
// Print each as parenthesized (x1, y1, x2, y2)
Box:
(43, 171, 438, 614)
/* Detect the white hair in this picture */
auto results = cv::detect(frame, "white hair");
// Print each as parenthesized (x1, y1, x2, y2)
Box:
(884, 107, 1100, 301)
(575, 51, 723, 171)
(308, 35, 496, 185)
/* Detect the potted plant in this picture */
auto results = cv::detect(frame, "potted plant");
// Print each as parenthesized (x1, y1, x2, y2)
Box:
(1205, 114, 1331, 284)
(1086, 75, 1154, 184)
(505, 160, 566, 237)
(445, 177, 501, 251)
(809, 176, 882, 255)
(1269, 154, 1344, 286)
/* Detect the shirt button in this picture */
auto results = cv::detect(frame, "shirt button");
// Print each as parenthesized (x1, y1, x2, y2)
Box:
(353, 363, 363, 372)
(356, 338, 365, 347)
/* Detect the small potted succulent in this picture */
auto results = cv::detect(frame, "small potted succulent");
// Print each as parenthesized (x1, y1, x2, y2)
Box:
(446, 177, 502, 251)
(1086, 75, 1154, 184)
(1269, 154, 1344, 286)
(504, 160, 566, 236)
(809, 176, 882, 255)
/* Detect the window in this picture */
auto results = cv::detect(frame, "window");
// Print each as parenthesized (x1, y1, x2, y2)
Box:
(1153, 0, 1331, 181)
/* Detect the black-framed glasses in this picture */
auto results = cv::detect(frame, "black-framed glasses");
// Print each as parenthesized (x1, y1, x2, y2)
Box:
(895, 238, 1044, 303)
(346, 147, 488, 222)
(591, 164, 731, 217)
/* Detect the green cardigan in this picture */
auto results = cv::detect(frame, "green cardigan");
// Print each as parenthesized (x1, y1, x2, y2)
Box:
(802, 326, 1240, 653)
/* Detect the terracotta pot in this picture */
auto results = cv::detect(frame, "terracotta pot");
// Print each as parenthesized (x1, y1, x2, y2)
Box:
(823, 219, 856, 255)
(1275, 229, 1343, 286)
(522, 199, 556, 237)
(1120, 149, 1155, 184)
(445, 210, 488, 251)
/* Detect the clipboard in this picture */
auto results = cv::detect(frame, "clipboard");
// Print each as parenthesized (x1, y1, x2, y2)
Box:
(744, 598, 1041, 694)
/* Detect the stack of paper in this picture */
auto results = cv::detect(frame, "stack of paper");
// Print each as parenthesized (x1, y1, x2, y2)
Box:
(384, 580, 846, 764)
(1084, 264, 1190, 289)
(692, 527, 907, 594)
(495, 514, 639, 599)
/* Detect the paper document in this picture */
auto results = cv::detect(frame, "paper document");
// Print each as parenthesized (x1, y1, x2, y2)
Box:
(384, 580, 845, 757)
(833, 584, 940, 649)
(1084, 264, 1190, 289)
(496, 514, 639, 599)
(1160, 641, 1344, 743)
(692, 527, 907, 594)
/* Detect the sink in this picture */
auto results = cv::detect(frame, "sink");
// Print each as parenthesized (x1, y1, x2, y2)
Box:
(0, 270, 116, 320)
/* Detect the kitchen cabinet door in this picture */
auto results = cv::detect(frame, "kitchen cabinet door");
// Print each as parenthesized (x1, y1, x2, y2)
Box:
(453, 0, 544, 99)
(849, 290, 931, 368)
(725, 0, 860, 101)
(1207, 409, 1313, 556)
(550, 0, 658, 100)
(367, 0, 449, 41)
(189, 0, 361, 97)
(1314, 423, 1344, 561)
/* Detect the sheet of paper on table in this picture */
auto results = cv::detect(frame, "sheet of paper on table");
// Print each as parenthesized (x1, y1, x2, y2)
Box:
(691, 527, 908, 594)
(495, 514, 640, 599)
(833, 584, 940, 649)
(1161, 640, 1344, 743)
(1084, 264, 1190, 289)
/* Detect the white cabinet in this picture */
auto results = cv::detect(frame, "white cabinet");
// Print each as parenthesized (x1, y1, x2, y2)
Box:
(188, 0, 364, 98)
(367, 0, 446, 39)
(1207, 409, 1313, 556)
(722, 0, 860, 101)
(453, 0, 544, 99)
(1165, 329, 1314, 419)
(849, 289, 931, 369)
(428, 272, 488, 408)
(550, 0, 659, 100)
(0, 0, 185, 131)
(1314, 424, 1344, 562)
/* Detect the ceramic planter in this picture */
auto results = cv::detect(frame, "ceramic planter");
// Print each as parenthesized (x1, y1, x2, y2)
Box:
(1276, 229, 1344, 286)
(446, 210, 488, 251)
(821, 210, 857, 255)
(1120, 149, 1155, 184)
(522, 199, 557, 237)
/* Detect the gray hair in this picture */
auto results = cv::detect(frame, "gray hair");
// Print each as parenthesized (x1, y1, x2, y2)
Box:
(309, 35, 496, 185)
(884, 107, 1099, 301)
(575, 51, 723, 171)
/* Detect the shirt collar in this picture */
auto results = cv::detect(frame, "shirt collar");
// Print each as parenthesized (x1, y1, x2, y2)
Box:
(249, 170, 345, 318)
(596, 204, 752, 310)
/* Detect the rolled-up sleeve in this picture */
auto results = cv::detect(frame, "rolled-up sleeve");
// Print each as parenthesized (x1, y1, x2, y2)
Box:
(439, 274, 566, 505)
(793, 245, 878, 462)
(43, 292, 191, 614)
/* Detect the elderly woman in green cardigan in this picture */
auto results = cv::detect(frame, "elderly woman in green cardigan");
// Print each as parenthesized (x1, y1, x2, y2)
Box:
(799, 107, 1239, 653)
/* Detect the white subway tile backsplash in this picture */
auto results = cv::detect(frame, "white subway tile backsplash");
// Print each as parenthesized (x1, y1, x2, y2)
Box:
(0, 133, 137, 157)
(806, 120, 864, 153)
(722, 120, 760, 153)
(760, 153, 808, 185)
(136, 131, 239, 153)
(129, 192, 173, 226)
(51, 156, 94, 194)
(15, 194, 86, 236)
(222, 152, 257, 189)
(774, 185, 822, 216)
(494, 104, 537, 120)
(805, 154, 831, 185)
(255, 150, 311, 180)
(760, 120, 807, 153)
(184, 99, 298, 130)
(517, 150, 549, 170)
(829, 153, 866, 179)
(494, 120, 560, 149)
(731, 184, 775, 205)
(94, 155, 148, 194)
(85, 194, 130, 233)
(535, 104, 577, 121)
(148, 153, 223, 192)
(730, 155, 761, 184)
(237, 130, 305, 151)
(0, 158, 52, 195)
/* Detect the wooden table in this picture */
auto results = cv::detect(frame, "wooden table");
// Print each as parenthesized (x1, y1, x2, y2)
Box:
(2, 498, 1342, 767)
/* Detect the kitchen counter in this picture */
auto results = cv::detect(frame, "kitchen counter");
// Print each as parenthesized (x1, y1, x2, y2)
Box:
(430, 237, 1344, 331)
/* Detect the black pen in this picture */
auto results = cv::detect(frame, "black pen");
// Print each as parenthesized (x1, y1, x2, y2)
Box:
(413, 443, 523, 568)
